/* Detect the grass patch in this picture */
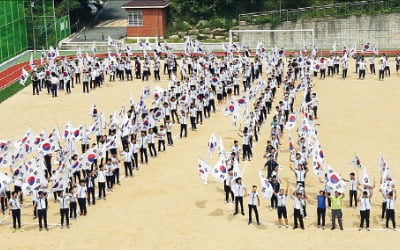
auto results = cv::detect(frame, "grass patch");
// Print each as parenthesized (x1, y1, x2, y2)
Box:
(0, 78, 31, 104)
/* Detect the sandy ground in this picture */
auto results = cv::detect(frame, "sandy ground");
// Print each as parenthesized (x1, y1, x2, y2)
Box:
(0, 62, 400, 250)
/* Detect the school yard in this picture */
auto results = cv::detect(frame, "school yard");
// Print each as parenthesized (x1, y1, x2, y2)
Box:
(0, 61, 399, 249)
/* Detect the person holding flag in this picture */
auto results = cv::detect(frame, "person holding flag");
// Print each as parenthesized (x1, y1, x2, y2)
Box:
(381, 188, 397, 231)
(57, 191, 70, 229)
(291, 190, 305, 230)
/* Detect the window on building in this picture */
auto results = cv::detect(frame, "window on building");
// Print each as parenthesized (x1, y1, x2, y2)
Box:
(128, 11, 143, 27)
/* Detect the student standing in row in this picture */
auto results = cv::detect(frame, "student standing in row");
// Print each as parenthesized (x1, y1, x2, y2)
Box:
(233, 177, 246, 216)
(8, 191, 22, 232)
(277, 186, 289, 228)
(57, 191, 70, 229)
(247, 185, 260, 225)
(316, 190, 326, 229)
(77, 180, 88, 216)
(358, 191, 371, 231)
(292, 191, 305, 230)
(36, 191, 49, 231)
(382, 188, 397, 231)
(329, 191, 344, 230)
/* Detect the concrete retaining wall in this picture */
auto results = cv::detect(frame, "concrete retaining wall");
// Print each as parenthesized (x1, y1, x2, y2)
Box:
(237, 13, 400, 50)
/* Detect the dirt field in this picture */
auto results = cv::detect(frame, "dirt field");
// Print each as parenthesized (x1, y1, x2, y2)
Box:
(0, 61, 399, 249)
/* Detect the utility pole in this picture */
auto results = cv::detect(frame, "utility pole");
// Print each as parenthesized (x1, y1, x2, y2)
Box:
(30, 0, 36, 52)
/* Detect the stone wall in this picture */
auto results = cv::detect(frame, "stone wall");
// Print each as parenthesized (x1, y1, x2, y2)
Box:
(237, 13, 400, 50)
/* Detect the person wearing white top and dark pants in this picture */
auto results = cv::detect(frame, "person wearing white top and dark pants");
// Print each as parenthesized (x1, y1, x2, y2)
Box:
(97, 165, 107, 200)
(139, 131, 149, 164)
(77, 180, 88, 216)
(85, 171, 96, 205)
(9, 191, 21, 232)
(36, 191, 49, 231)
(57, 192, 70, 228)
(233, 177, 246, 216)
(121, 147, 133, 177)
(292, 192, 305, 230)
(248, 185, 260, 225)
(358, 191, 371, 231)
(383, 189, 397, 231)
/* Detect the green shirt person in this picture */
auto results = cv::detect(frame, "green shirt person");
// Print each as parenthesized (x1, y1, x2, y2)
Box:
(328, 191, 345, 230)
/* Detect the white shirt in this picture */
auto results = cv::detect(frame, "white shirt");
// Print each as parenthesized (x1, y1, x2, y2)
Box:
(292, 196, 303, 209)
(386, 198, 396, 210)
(9, 198, 20, 210)
(349, 179, 358, 191)
(57, 196, 70, 209)
(277, 194, 286, 207)
(36, 197, 47, 210)
(295, 170, 306, 182)
(359, 197, 371, 211)
(77, 186, 87, 198)
(233, 183, 246, 197)
(122, 151, 132, 162)
(97, 170, 107, 183)
(248, 191, 259, 205)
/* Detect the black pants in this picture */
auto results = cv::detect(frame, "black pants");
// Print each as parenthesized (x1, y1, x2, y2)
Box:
(293, 209, 304, 229)
(349, 190, 357, 207)
(154, 70, 160, 80)
(235, 196, 244, 214)
(98, 182, 106, 198)
(158, 140, 165, 151)
(190, 117, 196, 129)
(320, 69, 326, 79)
(180, 124, 187, 138)
(317, 208, 326, 226)
(370, 64, 375, 74)
(379, 69, 384, 80)
(114, 168, 120, 184)
(78, 198, 87, 214)
(51, 84, 57, 97)
(132, 153, 138, 169)
(83, 81, 89, 93)
(126, 69, 133, 80)
(87, 187, 95, 205)
(342, 69, 348, 79)
(271, 194, 278, 209)
(32, 81, 40, 95)
(70, 201, 77, 218)
(359, 69, 366, 79)
(384, 66, 390, 76)
(12, 209, 21, 229)
(203, 106, 210, 118)
(171, 110, 179, 123)
(75, 73, 80, 83)
(248, 204, 259, 223)
(140, 148, 148, 163)
(60, 208, 69, 226)
(124, 161, 133, 176)
(66, 80, 71, 93)
(328, 66, 334, 76)
(386, 209, 396, 228)
(224, 185, 234, 202)
(382, 201, 387, 219)
(242, 144, 252, 160)
(360, 209, 370, 228)
(234, 85, 239, 95)
(38, 209, 48, 229)
(148, 143, 157, 157)
(209, 99, 216, 112)
(167, 132, 173, 145)
(142, 70, 149, 81)
(196, 111, 203, 124)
